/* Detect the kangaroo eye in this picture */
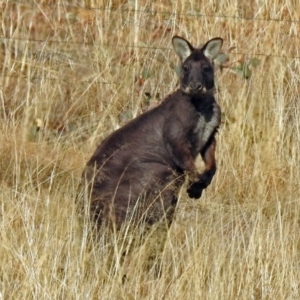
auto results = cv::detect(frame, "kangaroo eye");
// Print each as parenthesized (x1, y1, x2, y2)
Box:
(202, 65, 212, 72)
(182, 65, 190, 72)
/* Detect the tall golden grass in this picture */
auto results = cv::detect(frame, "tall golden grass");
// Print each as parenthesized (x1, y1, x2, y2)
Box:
(1, 0, 300, 299)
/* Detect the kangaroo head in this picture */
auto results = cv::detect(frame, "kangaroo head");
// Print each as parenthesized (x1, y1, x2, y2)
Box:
(172, 36, 223, 95)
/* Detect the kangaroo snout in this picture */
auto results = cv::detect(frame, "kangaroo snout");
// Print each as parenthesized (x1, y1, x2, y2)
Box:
(189, 81, 203, 92)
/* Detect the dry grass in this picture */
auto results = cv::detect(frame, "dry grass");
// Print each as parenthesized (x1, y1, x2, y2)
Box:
(1, 0, 300, 299)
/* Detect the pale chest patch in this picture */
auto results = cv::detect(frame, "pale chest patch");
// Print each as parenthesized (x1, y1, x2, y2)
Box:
(194, 102, 221, 150)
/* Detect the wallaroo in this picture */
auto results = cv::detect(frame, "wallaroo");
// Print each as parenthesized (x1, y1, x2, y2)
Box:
(80, 35, 223, 230)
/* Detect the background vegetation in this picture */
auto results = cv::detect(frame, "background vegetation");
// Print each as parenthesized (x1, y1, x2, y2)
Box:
(1, 0, 300, 299)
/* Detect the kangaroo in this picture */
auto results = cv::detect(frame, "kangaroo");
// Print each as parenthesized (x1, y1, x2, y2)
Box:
(80, 36, 223, 229)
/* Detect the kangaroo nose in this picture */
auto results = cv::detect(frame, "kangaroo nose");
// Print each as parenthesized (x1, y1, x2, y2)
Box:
(189, 82, 203, 91)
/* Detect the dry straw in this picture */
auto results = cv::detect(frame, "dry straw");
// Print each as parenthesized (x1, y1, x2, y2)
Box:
(0, 0, 300, 299)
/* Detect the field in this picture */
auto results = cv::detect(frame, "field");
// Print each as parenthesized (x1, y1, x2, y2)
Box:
(1, 0, 300, 299)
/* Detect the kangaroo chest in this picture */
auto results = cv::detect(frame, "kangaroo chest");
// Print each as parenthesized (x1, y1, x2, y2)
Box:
(193, 101, 221, 150)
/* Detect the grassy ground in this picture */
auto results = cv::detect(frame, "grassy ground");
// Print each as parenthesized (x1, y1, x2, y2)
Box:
(1, 0, 300, 299)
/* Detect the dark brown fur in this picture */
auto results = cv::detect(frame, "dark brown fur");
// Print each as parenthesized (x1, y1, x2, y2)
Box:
(80, 36, 223, 229)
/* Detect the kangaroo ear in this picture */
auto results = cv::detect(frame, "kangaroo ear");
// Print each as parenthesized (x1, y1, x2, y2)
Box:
(202, 38, 223, 60)
(172, 36, 194, 61)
